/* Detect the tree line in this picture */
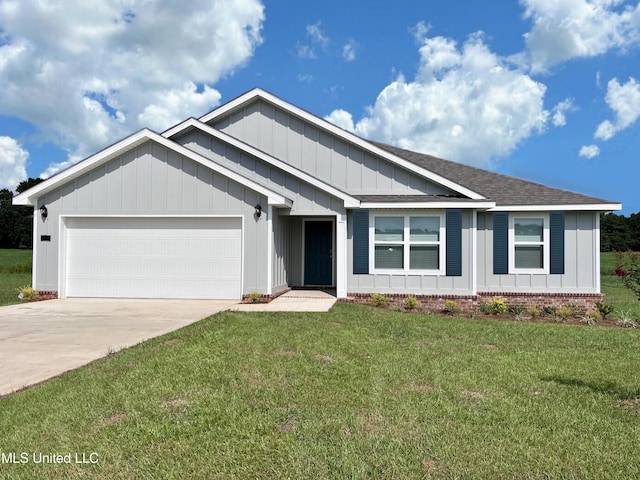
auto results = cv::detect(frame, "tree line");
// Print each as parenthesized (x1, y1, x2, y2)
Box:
(0, 178, 44, 249)
(600, 212, 640, 252)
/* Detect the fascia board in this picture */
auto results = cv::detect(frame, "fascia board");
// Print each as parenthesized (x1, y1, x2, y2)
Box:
(196, 88, 485, 200)
(359, 201, 496, 210)
(487, 204, 622, 212)
(166, 118, 360, 208)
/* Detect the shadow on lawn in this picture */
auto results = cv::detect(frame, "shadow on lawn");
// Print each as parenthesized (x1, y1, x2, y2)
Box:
(542, 375, 640, 401)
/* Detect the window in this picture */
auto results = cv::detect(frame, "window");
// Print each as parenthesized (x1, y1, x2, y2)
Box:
(509, 214, 549, 273)
(372, 213, 444, 273)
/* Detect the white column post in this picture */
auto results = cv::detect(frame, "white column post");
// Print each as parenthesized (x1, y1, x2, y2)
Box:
(336, 212, 348, 298)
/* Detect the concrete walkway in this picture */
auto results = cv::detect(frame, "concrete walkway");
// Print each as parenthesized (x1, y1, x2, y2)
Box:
(232, 290, 337, 312)
(0, 298, 236, 396)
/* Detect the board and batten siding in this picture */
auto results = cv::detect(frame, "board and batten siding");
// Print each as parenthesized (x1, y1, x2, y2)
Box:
(176, 129, 344, 216)
(346, 209, 474, 295)
(210, 99, 456, 197)
(33, 140, 269, 295)
(476, 211, 600, 293)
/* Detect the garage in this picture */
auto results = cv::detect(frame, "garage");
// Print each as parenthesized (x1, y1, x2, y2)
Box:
(63, 217, 242, 299)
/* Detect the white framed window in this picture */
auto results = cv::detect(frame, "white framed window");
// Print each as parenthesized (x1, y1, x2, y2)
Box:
(509, 213, 549, 274)
(370, 211, 445, 274)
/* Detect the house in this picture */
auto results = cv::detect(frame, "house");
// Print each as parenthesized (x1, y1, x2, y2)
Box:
(13, 88, 621, 309)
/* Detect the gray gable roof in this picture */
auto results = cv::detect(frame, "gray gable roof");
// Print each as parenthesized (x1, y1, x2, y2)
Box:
(373, 142, 619, 208)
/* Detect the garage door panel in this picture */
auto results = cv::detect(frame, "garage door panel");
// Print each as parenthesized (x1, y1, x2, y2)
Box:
(65, 217, 242, 299)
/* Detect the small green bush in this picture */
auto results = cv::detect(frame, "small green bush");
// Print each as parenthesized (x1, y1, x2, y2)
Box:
(580, 310, 602, 326)
(528, 305, 540, 317)
(404, 295, 419, 311)
(371, 293, 389, 308)
(556, 305, 575, 321)
(481, 297, 508, 315)
(443, 300, 462, 315)
(16, 285, 38, 302)
(507, 304, 525, 316)
(595, 301, 614, 319)
(543, 306, 557, 317)
(247, 291, 262, 303)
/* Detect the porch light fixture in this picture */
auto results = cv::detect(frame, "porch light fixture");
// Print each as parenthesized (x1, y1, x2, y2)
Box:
(254, 204, 262, 218)
(39, 205, 48, 220)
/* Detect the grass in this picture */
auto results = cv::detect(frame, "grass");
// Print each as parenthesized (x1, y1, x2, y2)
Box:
(0, 249, 32, 306)
(1, 303, 639, 479)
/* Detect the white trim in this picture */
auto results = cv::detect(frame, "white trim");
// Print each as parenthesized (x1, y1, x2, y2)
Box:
(194, 88, 486, 200)
(488, 204, 622, 212)
(164, 118, 360, 208)
(595, 213, 601, 294)
(266, 205, 273, 295)
(58, 214, 244, 299)
(13, 129, 292, 209)
(508, 213, 550, 275)
(472, 210, 478, 295)
(369, 210, 446, 276)
(302, 217, 335, 287)
(360, 201, 495, 210)
(32, 207, 38, 290)
(336, 213, 347, 298)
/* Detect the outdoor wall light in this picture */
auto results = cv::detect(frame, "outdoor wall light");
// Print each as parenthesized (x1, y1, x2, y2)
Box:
(254, 204, 262, 218)
(39, 205, 48, 220)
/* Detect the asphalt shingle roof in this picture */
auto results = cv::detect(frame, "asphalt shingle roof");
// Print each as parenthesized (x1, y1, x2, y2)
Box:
(373, 142, 619, 207)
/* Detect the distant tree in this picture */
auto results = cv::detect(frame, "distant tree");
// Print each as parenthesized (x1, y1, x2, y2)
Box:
(629, 212, 640, 251)
(601, 213, 634, 252)
(16, 177, 44, 194)
(0, 178, 44, 249)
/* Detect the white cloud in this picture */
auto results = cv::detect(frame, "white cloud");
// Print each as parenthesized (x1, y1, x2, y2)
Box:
(0, 0, 265, 176)
(342, 40, 357, 61)
(595, 77, 640, 139)
(551, 98, 575, 126)
(327, 32, 549, 166)
(521, 0, 640, 72)
(324, 109, 355, 132)
(0, 136, 28, 190)
(296, 21, 329, 59)
(579, 144, 601, 158)
(307, 22, 329, 48)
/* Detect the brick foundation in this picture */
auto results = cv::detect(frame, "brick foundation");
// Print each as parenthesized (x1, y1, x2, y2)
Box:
(35, 290, 58, 301)
(342, 291, 604, 314)
(242, 288, 290, 303)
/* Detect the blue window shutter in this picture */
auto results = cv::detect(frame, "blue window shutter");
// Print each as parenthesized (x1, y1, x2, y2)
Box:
(493, 212, 508, 275)
(550, 212, 565, 274)
(446, 209, 462, 276)
(352, 210, 369, 274)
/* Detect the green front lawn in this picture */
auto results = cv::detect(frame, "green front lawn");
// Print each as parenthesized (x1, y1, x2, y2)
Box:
(1, 303, 639, 479)
(0, 249, 32, 306)
(601, 252, 640, 320)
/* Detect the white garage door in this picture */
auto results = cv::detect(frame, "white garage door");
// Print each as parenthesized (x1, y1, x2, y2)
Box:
(64, 217, 242, 299)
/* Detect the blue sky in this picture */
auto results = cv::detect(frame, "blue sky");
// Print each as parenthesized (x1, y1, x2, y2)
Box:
(0, 0, 638, 213)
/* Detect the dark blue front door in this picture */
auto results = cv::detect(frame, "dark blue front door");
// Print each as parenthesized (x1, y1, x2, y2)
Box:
(304, 221, 332, 286)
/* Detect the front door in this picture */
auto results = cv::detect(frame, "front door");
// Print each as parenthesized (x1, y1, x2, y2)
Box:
(304, 221, 333, 286)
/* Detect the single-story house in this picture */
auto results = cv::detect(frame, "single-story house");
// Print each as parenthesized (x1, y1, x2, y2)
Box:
(14, 88, 621, 309)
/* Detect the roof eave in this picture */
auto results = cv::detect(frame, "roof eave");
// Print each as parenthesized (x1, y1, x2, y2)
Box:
(487, 203, 623, 212)
(358, 201, 496, 210)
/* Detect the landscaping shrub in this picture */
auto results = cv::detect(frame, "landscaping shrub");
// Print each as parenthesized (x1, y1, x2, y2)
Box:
(481, 297, 507, 315)
(528, 305, 540, 317)
(595, 301, 615, 319)
(443, 300, 461, 315)
(403, 295, 419, 311)
(370, 293, 389, 308)
(16, 285, 37, 302)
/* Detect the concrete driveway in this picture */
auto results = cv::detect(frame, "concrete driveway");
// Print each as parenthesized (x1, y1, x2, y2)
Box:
(0, 298, 236, 397)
